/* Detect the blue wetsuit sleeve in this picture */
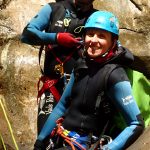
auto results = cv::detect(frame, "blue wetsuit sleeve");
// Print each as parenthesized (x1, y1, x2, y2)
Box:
(21, 4, 57, 45)
(103, 81, 144, 150)
(38, 72, 75, 141)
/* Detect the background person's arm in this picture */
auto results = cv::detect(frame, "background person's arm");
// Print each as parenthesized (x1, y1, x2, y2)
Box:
(21, 4, 56, 45)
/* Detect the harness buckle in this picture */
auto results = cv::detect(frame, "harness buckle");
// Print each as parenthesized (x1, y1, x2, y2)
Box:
(64, 18, 71, 27)
(54, 63, 64, 76)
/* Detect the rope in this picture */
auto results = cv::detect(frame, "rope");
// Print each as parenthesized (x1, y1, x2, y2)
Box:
(0, 98, 19, 150)
(56, 118, 86, 150)
(0, 132, 7, 150)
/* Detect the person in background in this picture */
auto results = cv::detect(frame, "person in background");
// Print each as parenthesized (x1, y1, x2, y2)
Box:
(21, 0, 96, 135)
(33, 10, 144, 150)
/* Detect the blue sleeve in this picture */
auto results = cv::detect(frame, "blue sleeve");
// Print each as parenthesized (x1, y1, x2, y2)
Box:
(103, 81, 144, 150)
(21, 4, 57, 45)
(38, 73, 75, 141)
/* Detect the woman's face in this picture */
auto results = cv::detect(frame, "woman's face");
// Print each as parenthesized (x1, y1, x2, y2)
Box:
(85, 29, 113, 58)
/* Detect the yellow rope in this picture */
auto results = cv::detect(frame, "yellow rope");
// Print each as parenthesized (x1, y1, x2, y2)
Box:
(0, 98, 19, 150)
(0, 132, 7, 150)
(74, 26, 84, 33)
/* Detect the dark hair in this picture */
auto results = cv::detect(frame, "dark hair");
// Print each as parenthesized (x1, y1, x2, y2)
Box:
(112, 33, 118, 40)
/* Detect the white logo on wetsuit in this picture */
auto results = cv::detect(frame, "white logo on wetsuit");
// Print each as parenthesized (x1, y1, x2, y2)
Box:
(55, 20, 63, 27)
(122, 95, 133, 105)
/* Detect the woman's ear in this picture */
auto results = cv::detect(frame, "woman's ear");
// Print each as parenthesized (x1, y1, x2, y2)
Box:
(111, 39, 118, 50)
(111, 34, 118, 49)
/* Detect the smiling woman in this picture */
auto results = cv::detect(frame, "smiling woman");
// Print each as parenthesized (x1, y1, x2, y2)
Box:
(34, 11, 144, 150)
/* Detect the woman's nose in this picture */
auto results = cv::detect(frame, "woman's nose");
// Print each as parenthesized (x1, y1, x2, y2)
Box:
(91, 34, 98, 42)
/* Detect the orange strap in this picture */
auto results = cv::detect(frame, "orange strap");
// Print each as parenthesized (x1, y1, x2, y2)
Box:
(55, 118, 86, 150)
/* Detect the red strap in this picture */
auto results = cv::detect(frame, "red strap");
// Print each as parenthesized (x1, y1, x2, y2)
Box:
(47, 44, 76, 65)
(37, 76, 61, 104)
(50, 86, 61, 102)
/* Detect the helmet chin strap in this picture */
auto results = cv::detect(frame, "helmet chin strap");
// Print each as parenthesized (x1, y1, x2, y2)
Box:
(101, 51, 109, 57)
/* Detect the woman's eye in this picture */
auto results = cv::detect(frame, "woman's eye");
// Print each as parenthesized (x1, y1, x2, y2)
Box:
(87, 33, 105, 39)
(87, 33, 94, 37)
(97, 34, 105, 39)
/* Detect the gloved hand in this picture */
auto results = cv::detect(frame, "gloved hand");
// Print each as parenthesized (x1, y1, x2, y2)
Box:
(34, 139, 45, 150)
(57, 33, 82, 48)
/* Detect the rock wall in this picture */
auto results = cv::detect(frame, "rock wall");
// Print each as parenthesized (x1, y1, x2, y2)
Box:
(0, 1, 53, 149)
(0, 0, 150, 150)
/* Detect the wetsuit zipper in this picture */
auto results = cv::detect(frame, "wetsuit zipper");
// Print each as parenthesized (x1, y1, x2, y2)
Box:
(80, 76, 90, 129)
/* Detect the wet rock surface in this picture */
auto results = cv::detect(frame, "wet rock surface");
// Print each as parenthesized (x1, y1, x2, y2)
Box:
(0, 0, 150, 149)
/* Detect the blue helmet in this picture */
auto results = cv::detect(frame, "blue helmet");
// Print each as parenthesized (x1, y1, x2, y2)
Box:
(84, 11, 119, 36)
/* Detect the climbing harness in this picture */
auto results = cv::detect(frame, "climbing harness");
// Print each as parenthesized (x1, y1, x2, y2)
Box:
(37, 76, 61, 104)
(37, 44, 77, 104)
(54, 118, 87, 150)
(47, 45, 75, 78)
(49, 118, 112, 150)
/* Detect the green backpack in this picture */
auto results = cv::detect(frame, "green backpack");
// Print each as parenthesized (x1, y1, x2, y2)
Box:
(126, 68, 150, 127)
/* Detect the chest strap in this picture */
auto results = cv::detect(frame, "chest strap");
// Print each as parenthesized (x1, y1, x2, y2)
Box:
(37, 76, 61, 104)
